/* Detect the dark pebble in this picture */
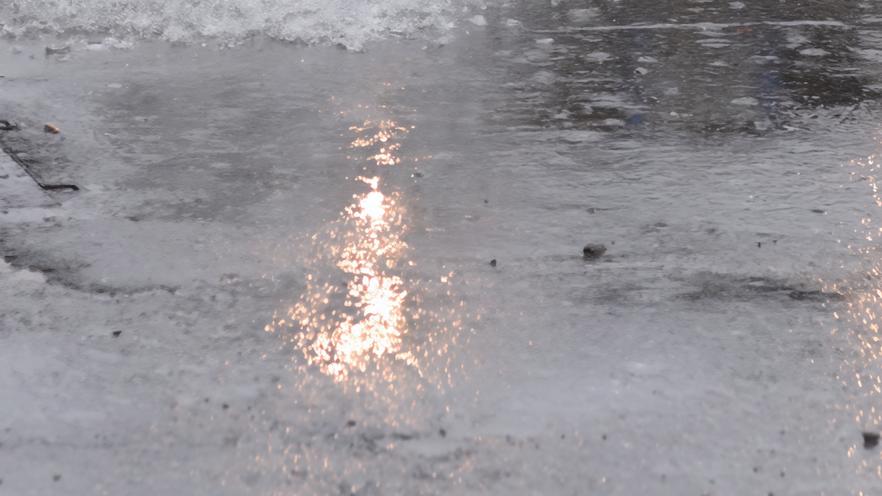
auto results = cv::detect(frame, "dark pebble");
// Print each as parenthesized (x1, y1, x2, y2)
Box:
(439, 428, 446, 437)
(112, 330, 122, 337)
(810, 209, 826, 214)
(489, 259, 497, 267)
(583, 243, 607, 259)
(52, 474, 61, 482)
(863, 431, 880, 449)
(757, 242, 762, 248)
(222, 403, 229, 410)
(346, 420, 356, 427)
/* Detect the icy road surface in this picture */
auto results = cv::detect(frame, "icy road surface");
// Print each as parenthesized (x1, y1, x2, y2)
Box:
(4, 1, 882, 494)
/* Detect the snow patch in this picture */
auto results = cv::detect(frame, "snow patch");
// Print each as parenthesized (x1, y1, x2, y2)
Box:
(799, 48, 830, 57)
(468, 15, 487, 27)
(585, 51, 613, 63)
(731, 97, 759, 106)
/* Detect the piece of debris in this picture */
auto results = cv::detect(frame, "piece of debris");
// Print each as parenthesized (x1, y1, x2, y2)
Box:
(112, 330, 122, 338)
(44, 123, 61, 134)
(0, 120, 18, 131)
(52, 474, 61, 482)
(582, 243, 607, 259)
(757, 242, 762, 248)
(863, 431, 880, 449)
(810, 209, 826, 214)
(439, 428, 446, 437)
(222, 403, 229, 410)
(42, 183, 79, 191)
(45, 45, 71, 55)
(346, 420, 356, 427)
(489, 259, 497, 267)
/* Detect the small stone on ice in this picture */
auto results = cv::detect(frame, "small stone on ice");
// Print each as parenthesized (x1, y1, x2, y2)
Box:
(490, 259, 497, 267)
(863, 431, 880, 449)
(346, 419, 356, 427)
(44, 123, 61, 134)
(112, 330, 122, 337)
(583, 243, 607, 259)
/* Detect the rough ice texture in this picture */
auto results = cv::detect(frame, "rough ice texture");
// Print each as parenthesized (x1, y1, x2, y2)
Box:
(0, 0, 469, 50)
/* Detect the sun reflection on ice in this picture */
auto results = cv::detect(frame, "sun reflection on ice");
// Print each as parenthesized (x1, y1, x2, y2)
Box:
(266, 118, 464, 391)
(829, 144, 882, 482)
(298, 178, 414, 383)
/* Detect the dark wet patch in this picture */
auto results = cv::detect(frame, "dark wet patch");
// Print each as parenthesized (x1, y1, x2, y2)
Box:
(1, 251, 177, 296)
(482, 1, 882, 137)
(678, 272, 842, 303)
